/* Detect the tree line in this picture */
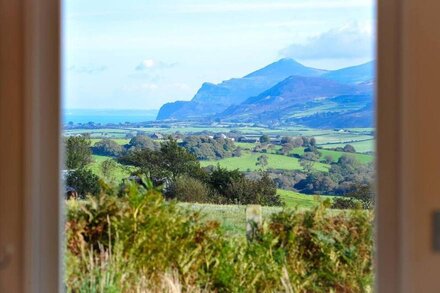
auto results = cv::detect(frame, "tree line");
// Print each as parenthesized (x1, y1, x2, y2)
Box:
(64, 135, 281, 206)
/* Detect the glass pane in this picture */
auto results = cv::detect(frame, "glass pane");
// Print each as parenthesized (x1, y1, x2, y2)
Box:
(63, 1, 376, 291)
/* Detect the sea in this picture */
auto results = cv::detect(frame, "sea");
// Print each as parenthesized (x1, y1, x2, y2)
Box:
(63, 109, 158, 124)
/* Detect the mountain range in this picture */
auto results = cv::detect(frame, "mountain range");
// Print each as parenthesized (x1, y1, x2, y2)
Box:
(156, 58, 375, 128)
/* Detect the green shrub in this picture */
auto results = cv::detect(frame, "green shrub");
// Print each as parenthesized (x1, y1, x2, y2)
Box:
(269, 201, 373, 291)
(164, 175, 211, 203)
(92, 139, 124, 157)
(331, 197, 360, 209)
(65, 185, 373, 292)
(65, 135, 92, 169)
(66, 168, 101, 198)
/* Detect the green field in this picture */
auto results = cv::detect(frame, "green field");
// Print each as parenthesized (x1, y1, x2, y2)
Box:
(320, 139, 375, 153)
(88, 155, 133, 183)
(318, 148, 374, 164)
(181, 203, 282, 235)
(200, 152, 329, 172)
(182, 189, 337, 235)
(200, 145, 373, 172)
(90, 138, 130, 146)
(277, 189, 335, 208)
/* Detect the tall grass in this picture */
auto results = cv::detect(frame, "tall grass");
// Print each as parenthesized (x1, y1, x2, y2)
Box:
(65, 184, 373, 292)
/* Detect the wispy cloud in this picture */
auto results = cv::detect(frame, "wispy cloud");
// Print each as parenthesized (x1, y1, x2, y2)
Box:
(68, 65, 108, 74)
(122, 82, 159, 92)
(135, 59, 177, 71)
(174, 0, 372, 13)
(280, 23, 375, 60)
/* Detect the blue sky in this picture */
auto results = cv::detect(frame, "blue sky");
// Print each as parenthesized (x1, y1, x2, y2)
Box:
(63, 0, 375, 110)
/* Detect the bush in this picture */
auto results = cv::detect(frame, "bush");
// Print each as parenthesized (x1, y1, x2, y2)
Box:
(92, 139, 123, 157)
(259, 134, 270, 144)
(206, 166, 281, 206)
(65, 135, 92, 169)
(343, 144, 356, 153)
(331, 197, 360, 209)
(119, 138, 202, 182)
(65, 168, 101, 198)
(65, 186, 373, 292)
(128, 135, 159, 150)
(100, 159, 118, 182)
(165, 175, 210, 203)
(269, 202, 373, 291)
(181, 135, 238, 160)
(225, 173, 282, 206)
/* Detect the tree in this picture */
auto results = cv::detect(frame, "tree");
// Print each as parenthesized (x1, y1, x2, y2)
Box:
(281, 136, 293, 145)
(224, 173, 282, 206)
(294, 173, 337, 195)
(303, 151, 320, 162)
(164, 175, 210, 203)
(281, 144, 293, 155)
(299, 152, 319, 173)
(100, 159, 118, 181)
(233, 147, 242, 157)
(256, 154, 269, 170)
(259, 134, 270, 144)
(207, 166, 243, 196)
(93, 139, 123, 157)
(181, 135, 237, 160)
(119, 138, 202, 182)
(129, 135, 158, 150)
(299, 158, 315, 173)
(324, 155, 334, 164)
(348, 184, 374, 209)
(65, 135, 92, 169)
(66, 168, 100, 198)
(343, 144, 356, 153)
(159, 139, 202, 180)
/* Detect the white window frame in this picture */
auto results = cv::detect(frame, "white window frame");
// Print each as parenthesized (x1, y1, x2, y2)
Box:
(4, 0, 440, 291)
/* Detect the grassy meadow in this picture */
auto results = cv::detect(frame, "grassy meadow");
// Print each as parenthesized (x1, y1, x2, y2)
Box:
(181, 189, 336, 235)
(200, 145, 373, 172)
(200, 152, 330, 172)
(88, 155, 133, 183)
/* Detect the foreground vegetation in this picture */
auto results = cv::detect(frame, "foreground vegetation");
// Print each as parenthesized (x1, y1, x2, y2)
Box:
(65, 185, 373, 292)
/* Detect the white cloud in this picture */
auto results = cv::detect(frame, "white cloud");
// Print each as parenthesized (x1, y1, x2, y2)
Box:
(135, 59, 177, 71)
(280, 23, 375, 60)
(122, 83, 159, 92)
(171, 82, 191, 91)
(140, 83, 159, 90)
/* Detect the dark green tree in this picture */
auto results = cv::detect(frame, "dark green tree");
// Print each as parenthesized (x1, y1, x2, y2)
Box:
(343, 144, 356, 153)
(128, 135, 159, 150)
(259, 134, 270, 144)
(100, 159, 118, 181)
(65, 135, 92, 169)
(66, 168, 100, 198)
(119, 138, 202, 182)
(164, 175, 210, 203)
(93, 139, 123, 157)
